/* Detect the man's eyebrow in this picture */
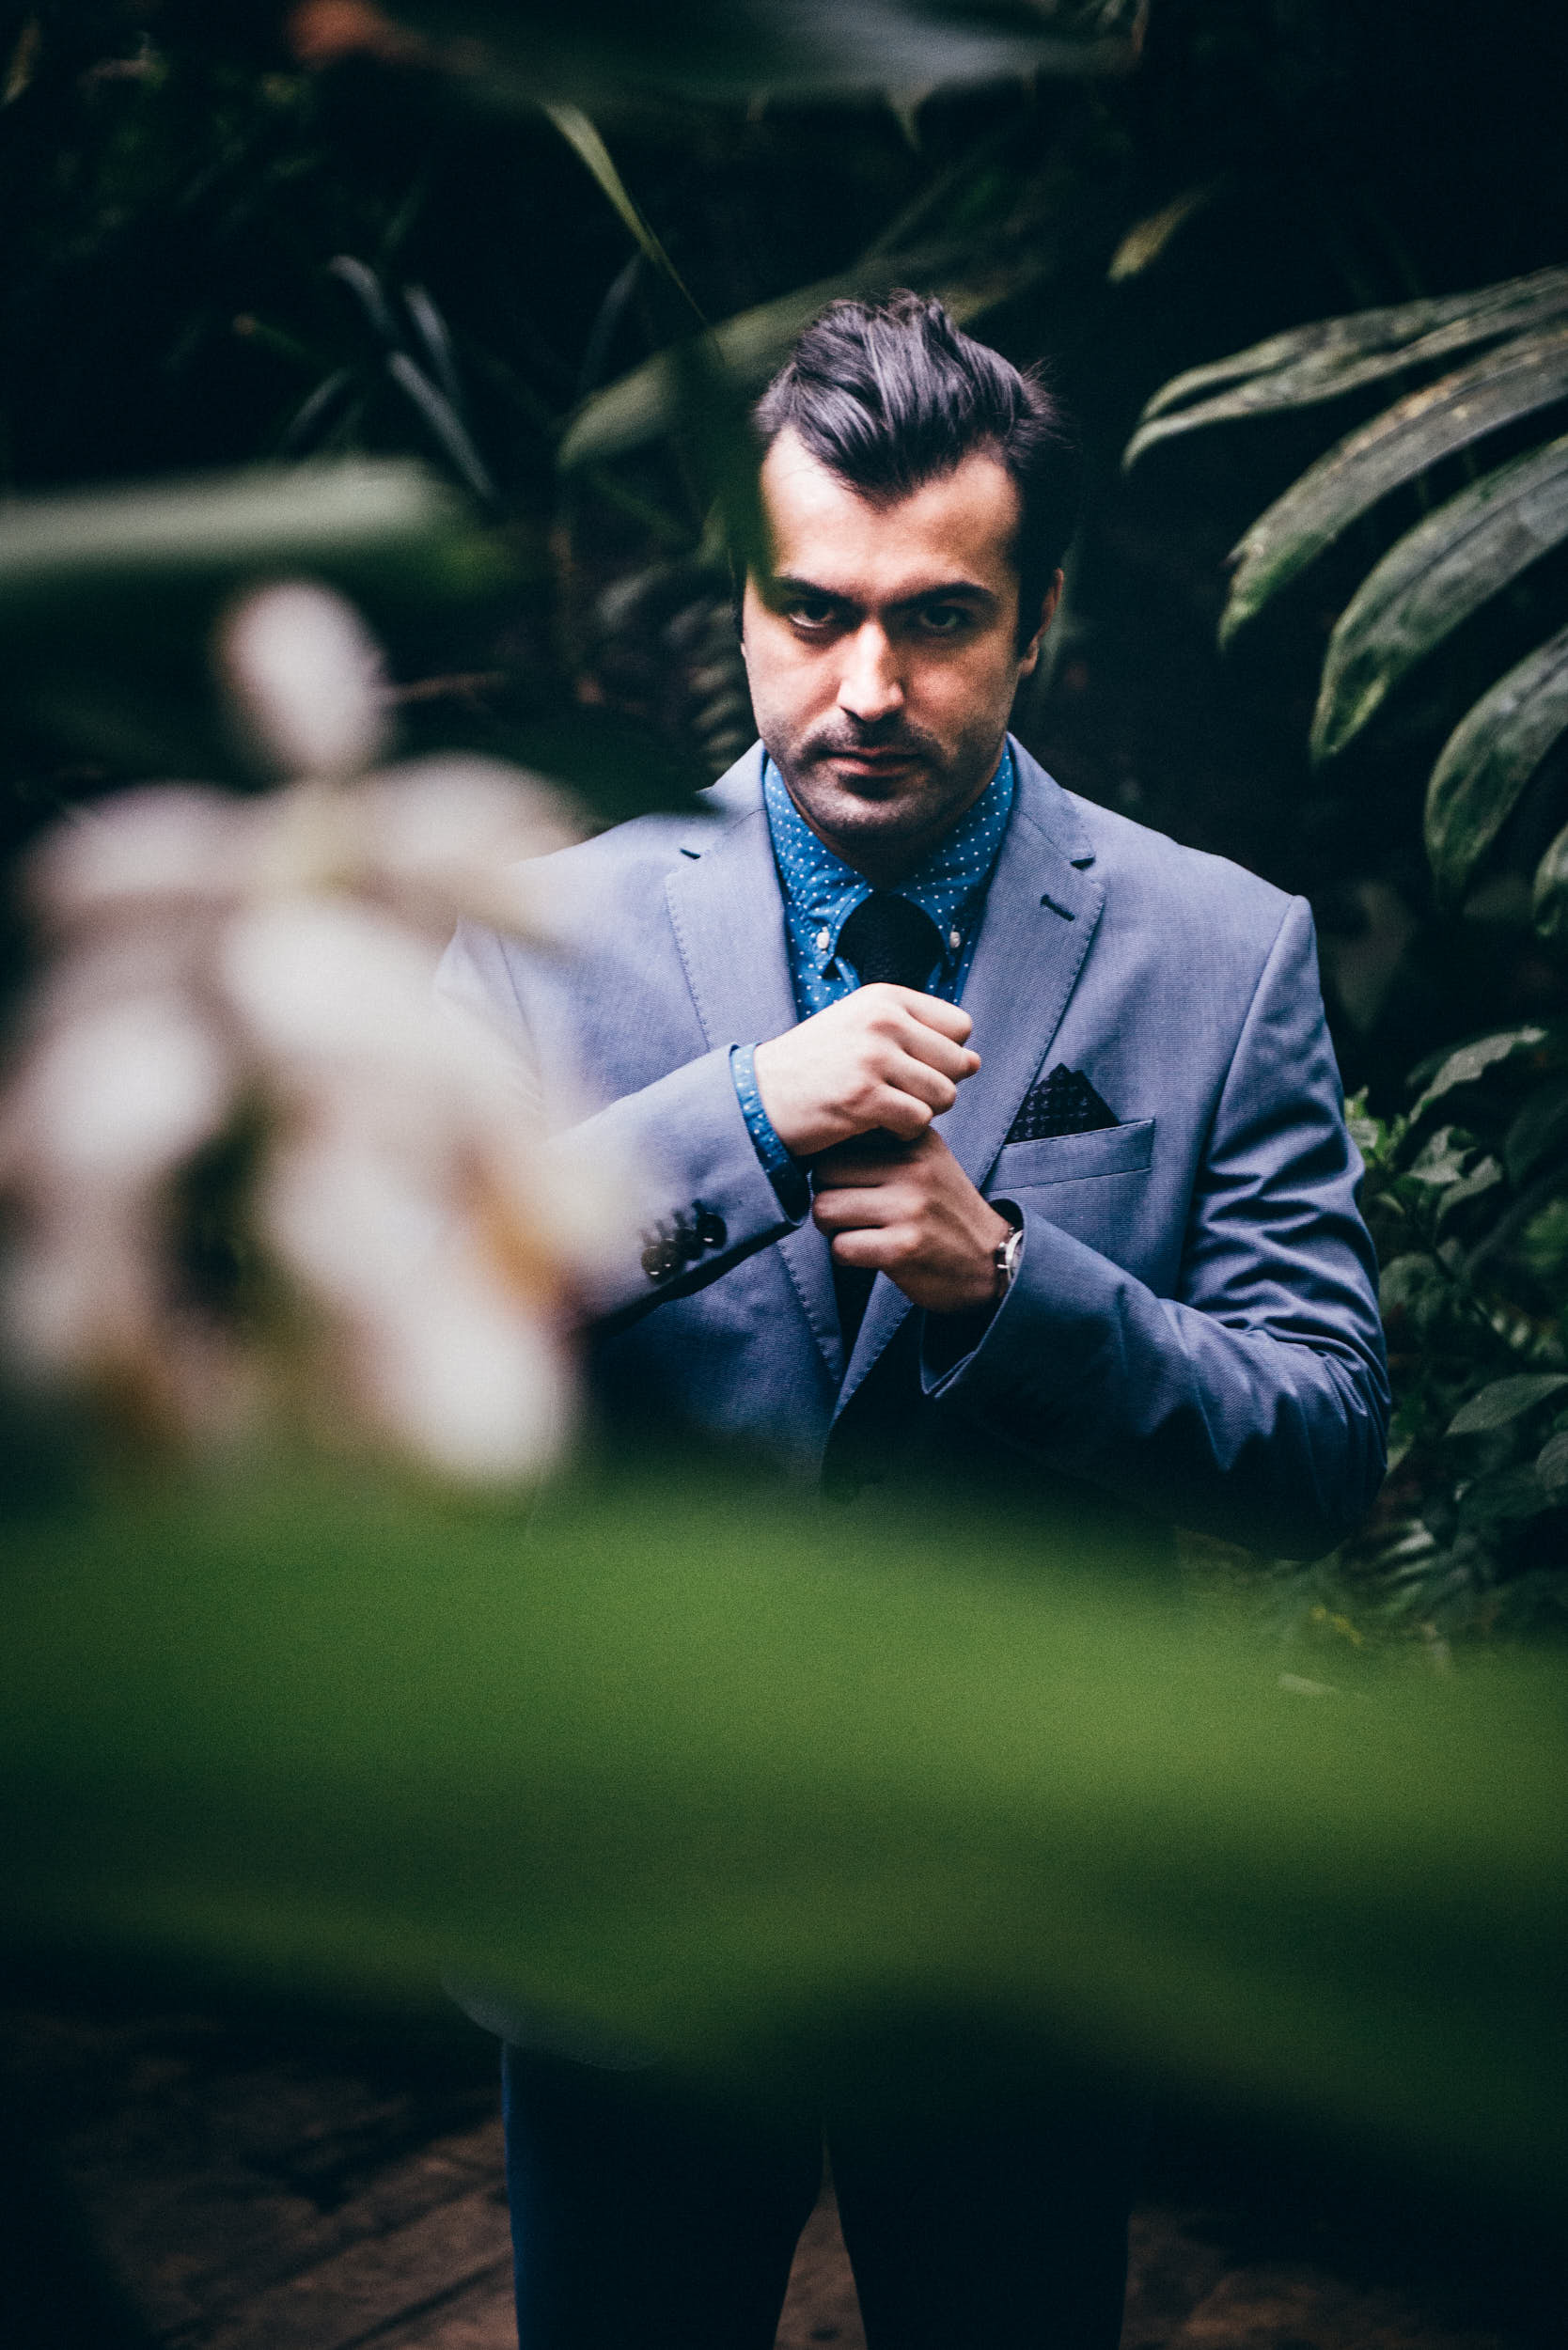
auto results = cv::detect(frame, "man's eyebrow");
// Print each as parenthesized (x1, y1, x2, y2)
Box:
(764, 572, 848, 603)
(764, 572, 997, 610)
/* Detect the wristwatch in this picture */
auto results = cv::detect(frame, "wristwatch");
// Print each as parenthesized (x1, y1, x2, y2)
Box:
(992, 1207, 1024, 1299)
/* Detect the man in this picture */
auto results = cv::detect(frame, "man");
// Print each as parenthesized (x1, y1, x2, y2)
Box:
(443, 294, 1388, 2349)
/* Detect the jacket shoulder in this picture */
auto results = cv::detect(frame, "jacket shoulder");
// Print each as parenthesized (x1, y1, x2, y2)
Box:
(516, 746, 763, 920)
(1058, 786, 1298, 959)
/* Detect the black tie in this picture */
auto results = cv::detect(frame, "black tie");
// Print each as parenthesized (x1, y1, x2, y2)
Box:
(828, 893, 948, 1356)
(837, 890, 946, 992)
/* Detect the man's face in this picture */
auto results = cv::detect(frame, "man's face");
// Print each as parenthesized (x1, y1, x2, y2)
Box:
(740, 427, 1058, 884)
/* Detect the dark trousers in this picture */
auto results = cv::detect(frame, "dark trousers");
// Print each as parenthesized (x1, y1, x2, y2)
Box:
(501, 2044, 1141, 2350)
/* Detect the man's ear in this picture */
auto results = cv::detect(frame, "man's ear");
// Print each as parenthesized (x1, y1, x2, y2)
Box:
(1017, 569, 1064, 675)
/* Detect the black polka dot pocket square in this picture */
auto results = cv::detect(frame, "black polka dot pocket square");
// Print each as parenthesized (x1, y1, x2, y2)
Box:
(1006, 1064, 1120, 1142)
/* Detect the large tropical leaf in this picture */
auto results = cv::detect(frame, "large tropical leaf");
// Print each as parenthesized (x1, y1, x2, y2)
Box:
(1309, 431, 1568, 766)
(557, 247, 1048, 471)
(382, 0, 1149, 106)
(1123, 267, 1568, 469)
(1220, 323, 1568, 649)
(1425, 624, 1568, 908)
(0, 460, 496, 626)
(1130, 274, 1568, 952)
(1, 1460, 1564, 2205)
(1533, 814, 1568, 943)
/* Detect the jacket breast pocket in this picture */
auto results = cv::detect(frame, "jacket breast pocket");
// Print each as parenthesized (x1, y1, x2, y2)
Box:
(987, 1117, 1155, 1194)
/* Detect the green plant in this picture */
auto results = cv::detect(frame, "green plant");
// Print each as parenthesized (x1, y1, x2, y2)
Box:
(1291, 1039, 1568, 1648)
(1124, 268, 1568, 929)
(1128, 279, 1568, 1642)
(3, 1457, 1565, 2209)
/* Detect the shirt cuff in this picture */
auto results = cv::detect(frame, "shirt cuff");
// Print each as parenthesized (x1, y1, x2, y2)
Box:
(730, 1043, 808, 1217)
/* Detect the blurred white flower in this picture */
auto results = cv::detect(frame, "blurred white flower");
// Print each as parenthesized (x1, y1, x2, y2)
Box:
(221, 580, 388, 779)
(10, 995, 230, 1184)
(0, 582, 619, 1484)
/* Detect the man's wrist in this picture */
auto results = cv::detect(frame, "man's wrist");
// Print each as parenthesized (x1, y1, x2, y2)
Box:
(991, 1200, 1024, 1298)
(731, 1043, 808, 1216)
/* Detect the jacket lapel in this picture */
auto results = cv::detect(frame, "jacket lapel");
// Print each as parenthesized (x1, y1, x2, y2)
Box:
(835, 744, 1105, 1412)
(665, 751, 844, 1378)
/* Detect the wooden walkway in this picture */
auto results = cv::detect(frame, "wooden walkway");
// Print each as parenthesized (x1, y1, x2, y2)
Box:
(1, 1993, 1543, 2350)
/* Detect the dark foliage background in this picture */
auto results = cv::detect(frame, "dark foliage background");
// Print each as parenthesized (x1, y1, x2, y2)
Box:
(2, 2, 1563, 1031)
(1, 16, 1566, 2337)
(8, 0, 1564, 1641)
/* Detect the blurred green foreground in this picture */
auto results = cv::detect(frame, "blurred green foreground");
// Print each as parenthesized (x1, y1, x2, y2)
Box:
(3, 1459, 1563, 2215)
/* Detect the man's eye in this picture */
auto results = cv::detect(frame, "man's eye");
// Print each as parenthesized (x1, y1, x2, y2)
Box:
(918, 604, 970, 635)
(786, 597, 839, 630)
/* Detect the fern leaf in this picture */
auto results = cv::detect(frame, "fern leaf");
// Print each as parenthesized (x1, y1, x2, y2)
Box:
(1425, 623, 1568, 907)
(1310, 433, 1568, 764)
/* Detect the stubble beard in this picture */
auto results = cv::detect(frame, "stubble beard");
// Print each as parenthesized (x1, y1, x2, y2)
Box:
(763, 715, 1006, 883)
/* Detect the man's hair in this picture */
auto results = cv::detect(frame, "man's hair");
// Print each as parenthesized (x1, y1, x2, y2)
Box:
(750, 292, 1080, 645)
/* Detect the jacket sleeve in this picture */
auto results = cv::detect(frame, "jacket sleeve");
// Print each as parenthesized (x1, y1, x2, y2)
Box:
(438, 919, 806, 1327)
(922, 899, 1389, 1558)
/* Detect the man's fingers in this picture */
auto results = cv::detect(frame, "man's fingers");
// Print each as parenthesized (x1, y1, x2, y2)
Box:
(886, 1054, 957, 1116)
(899, 1029, 980, 1083)
(870, 1095, 931, 1142)
(854, 986, 978, 1077)
(825, 1224, 915, 1269)
(813, 1183, 890, 1230)
(865, 983, 973, 1046)
(878, 999, 980, 1079)
(752, 988, 978, 1156)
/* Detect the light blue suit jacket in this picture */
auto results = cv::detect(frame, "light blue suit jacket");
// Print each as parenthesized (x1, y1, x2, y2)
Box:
(443, 740, 1388, 1559)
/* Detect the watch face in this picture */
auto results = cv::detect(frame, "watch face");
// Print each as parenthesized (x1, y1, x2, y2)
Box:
(994, 1219, 1023, 1293)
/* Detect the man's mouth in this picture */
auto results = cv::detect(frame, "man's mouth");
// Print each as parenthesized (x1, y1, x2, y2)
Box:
(820, 745, 925, 777)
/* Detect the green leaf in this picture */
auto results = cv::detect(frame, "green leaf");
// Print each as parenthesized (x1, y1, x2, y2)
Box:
(0, 460, 492, 621)
(557, 246, 1045, 471)
(1106, 182, 1218, 283)
(1, 1462, 1565, 2205)
(327, 254, 404, 349)
(1377, 1251, 1445, 1331)
(1532, 811, 1568, 944)
(1537, 1430, 1568, 1492)
(1344, 1089, 1401, 1175)
(385, 353, 498, 502)
(0, 462, 510, 777)
(1221, 325, 1568, 649)
(1446, 1374, 1568, 1437)
(384, 0, 1149, 107)
(1411, 1027, 1547, 1120)
(1310, 433, 1568, 765)
(1503, 1076, 1568, 1186)
(542, 103, 702, 319)
(1520, 1197, 1568, 1288)
(1435, 1156, 1505, 1228)
(1404, 1122, 1470, 1186)
(1425, 623, 1568, 908)
(1456, 1465, 1554, 1527)
(1124, 268, 1568, 467)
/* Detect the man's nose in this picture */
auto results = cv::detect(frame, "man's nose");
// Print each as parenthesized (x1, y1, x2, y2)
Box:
(838, 623, 903, 724)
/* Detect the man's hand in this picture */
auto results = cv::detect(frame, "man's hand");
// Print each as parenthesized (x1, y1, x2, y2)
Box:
(753, 985, 980, 1157)
(812, 1128, 1013, 1316)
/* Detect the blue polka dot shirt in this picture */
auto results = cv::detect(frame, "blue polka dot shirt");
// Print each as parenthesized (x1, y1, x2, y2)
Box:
(729, 743, 1016, 1201)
